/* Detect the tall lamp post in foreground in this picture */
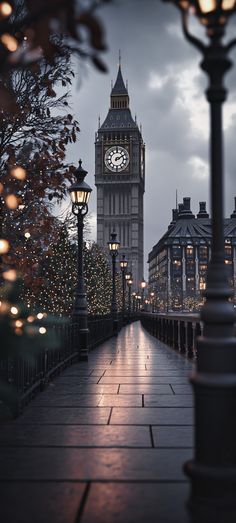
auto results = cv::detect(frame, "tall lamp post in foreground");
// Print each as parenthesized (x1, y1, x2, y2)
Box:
(108, 232, 120, 335)
(120, 254, 128, 323)
(68, 159, 92, 361)
(163, 1, 236, 520)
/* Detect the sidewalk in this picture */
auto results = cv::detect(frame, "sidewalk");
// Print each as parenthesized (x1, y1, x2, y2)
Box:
(0, 320, 194, 523)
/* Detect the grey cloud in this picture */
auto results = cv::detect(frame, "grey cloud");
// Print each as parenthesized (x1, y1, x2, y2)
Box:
(66, 0, 235, 275)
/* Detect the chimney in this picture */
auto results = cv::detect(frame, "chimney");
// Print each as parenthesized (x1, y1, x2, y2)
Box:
(178, 197, 195, 219)
(197, 201, 209, 218)
(169, 208, 178, 229)
(230, 197, 236, 218)
(183, 197, 190, 211)
(172, 208, 178, 222)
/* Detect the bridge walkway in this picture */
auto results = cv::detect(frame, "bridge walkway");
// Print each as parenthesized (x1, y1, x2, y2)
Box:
(0, 320, 194, 523)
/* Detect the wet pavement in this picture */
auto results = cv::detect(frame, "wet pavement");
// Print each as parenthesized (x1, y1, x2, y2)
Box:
(0, 320, 194, 523)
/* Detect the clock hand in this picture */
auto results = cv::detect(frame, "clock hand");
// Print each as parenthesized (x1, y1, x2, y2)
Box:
(114, 155, 122, 161)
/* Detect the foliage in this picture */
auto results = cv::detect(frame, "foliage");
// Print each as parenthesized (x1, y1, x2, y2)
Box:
(0, 0, 111, 79)
(19, 223, 123, 317)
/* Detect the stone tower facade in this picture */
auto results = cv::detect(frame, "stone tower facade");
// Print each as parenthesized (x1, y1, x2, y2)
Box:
(95, 64, 145, 288)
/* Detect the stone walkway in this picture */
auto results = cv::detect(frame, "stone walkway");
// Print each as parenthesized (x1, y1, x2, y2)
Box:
(0, 321, 194, 523)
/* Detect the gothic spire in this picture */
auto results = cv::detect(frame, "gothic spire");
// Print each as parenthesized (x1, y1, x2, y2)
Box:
(111, 64, 128, 96)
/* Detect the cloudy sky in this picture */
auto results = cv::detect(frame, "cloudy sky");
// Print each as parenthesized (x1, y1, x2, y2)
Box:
(66, 0, 236, 276)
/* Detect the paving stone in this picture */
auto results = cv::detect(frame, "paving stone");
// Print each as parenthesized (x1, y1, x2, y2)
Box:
(171, 385, 193, 394)
(144, 395, 193, 407)
(98, 394, 142, 407)
(0, 448, 191, 481)
(152, 426, 194, 448)
(11, 407, 111, 425)
(0, 482, 85, 523)
(119, 384, 173, 394)
(54, 376, 99, 384)
(32, 394, 102, 407)
(0, 425, 151, 448)
(111, 407, 194, 425)
(81, 482, 190, 523)
(100, 376, 190, 384)
(46, 384, 119, 394)
(103, 370, 189, 377)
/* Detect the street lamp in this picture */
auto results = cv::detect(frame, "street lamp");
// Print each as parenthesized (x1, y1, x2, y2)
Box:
(140, 279, 147, 308)
(68, 159, 92, 361)
(132, 292, 137, 313)
(127, 273, 133, 320)
(150, 291, 155, 313)
(162, 1, 236, 520)
(108, 231, 120, 335)
(120, 254, 128, 323)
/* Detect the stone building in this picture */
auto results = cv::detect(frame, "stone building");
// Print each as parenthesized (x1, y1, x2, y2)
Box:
(148, 197, 236, 311)
(95, 63, 145, 288)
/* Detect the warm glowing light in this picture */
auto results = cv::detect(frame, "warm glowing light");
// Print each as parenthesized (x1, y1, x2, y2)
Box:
(3, 269, 17, 281)
(10, 166, 26, 180)
(10, 306, 18, 315)
(0, 239, 9, 253)
(0, 301, 9, 312)
(37, 312, 44, 319)
(222, 0, 235, 9)
(39, 327, 46, 334)
(5, 194, 18, 209)
(24, 232, 31, 239)
(0, 2, 13, 18)
(15, 328, 23, 335)
(27, 315, 34, 323)
(1, 33, 18, 52)
(15, 320, 23, 328)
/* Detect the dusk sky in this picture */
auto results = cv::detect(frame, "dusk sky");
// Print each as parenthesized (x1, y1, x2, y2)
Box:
(66, 0, 236, 275)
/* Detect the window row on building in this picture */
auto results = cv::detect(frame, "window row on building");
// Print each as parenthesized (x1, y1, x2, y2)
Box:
(148, 197, 236, 312)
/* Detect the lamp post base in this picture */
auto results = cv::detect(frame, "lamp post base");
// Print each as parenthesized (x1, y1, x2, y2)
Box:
(185, 460, 236, 523)
(78, 328, 89, 361)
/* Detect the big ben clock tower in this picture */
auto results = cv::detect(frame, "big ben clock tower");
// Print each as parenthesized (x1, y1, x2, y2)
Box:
(95, 63, 145, 288)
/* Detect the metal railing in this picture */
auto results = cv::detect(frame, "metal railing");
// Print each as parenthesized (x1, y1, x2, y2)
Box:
(141, 312, 202, 358)
(0, 313, 131, 416)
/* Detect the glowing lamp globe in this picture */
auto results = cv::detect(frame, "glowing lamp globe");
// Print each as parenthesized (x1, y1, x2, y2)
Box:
(69, 160, 92, 209)
(108, 232, 120, 253)
(165, 0, 236, 27)
(120, 254, 128, 270)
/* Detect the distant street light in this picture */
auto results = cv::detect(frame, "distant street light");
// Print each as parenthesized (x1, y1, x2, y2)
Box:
(140, 279, 147, 308)
(162, 1, 236, 520)
(120, 254, 128, 323)
(108, 232, 120, 335)
(150, 291, 155, 313)
(68, 159, 92, 361)
(127, 273, 133, 320)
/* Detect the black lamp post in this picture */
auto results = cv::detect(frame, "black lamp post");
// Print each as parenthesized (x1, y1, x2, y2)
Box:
(140, 279, 146, 309)
(150, 291, 155, 313)
(127, 273, 133, 320)
(120, 254, 128, 323)
(108, 232, 120, 335)
(68, 159, 92, 361)
(162, 1, 236, 520)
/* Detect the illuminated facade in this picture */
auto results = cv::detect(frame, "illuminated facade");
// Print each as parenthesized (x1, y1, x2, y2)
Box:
(148, 197, 236, 311)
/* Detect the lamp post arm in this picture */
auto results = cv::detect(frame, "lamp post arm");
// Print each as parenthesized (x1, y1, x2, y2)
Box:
(226, 37, 236, 53)
(181, 11, 206, 54)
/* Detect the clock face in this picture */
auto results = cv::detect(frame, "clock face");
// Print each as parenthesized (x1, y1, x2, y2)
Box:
(104, 146, 129, 172)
